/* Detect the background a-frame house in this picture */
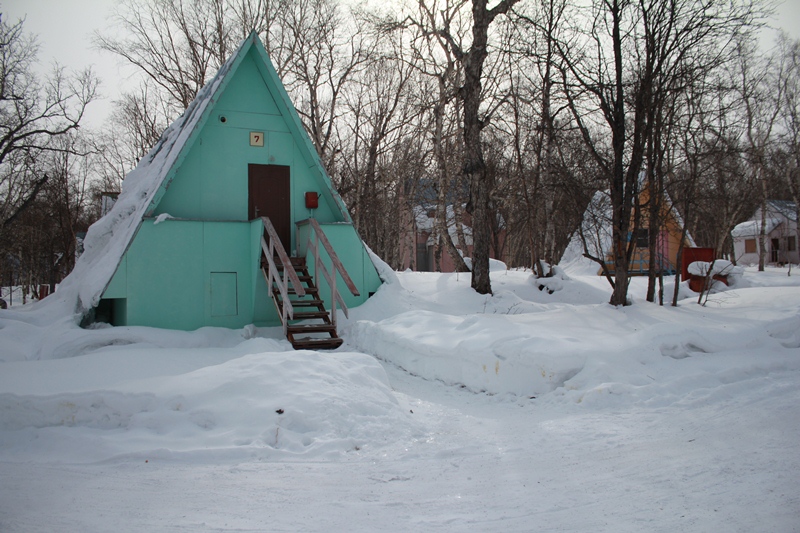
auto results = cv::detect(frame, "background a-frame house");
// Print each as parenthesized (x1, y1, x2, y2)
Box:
(91, 32, 381, 348)
(600, 181, 696, 276)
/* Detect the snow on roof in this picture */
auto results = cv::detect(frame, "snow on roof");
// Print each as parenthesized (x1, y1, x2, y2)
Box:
(413, 205, 473, 246)
(767, 200, 797, 222)
(731, 218, 783, 238)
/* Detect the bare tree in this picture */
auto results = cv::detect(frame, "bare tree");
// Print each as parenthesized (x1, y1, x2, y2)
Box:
(776, 34, 800, 266)
(734, 35, 785, 271)
(338, 32, 421, 264)
(558, 0, 760, 306)
(0, 14, 97, 238)
(95, 0, 235, 112)
(95, 82, 171, 192)
(452, 0, 520, 293)
(275, 0, 371, 165)
(397, 0, 471, 272)
(499, 0, 574, 276)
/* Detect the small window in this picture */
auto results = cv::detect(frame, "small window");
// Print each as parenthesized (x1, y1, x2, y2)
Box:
(636, 229, 649, 248)
(788, 236, 797, 252)
(744, 239, 757, 254)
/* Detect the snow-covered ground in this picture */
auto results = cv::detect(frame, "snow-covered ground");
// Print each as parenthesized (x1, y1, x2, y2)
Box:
(1, 264, 799, 532)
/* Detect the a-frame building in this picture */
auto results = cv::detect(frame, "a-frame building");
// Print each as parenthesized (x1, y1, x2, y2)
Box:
(89, 32, 381, 348)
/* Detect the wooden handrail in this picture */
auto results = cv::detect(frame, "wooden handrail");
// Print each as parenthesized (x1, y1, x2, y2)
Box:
(300, 218, 360, 296)
(261, 217, 304, 335)
(297, 218, 360, 327)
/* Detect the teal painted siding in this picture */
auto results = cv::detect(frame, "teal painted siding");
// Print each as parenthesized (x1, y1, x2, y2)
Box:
(210, 272, 238, 316)
(202, 222, 253, 328)
(117, 219, 268, 330)
(103, 258, 126, 298)
(214, 48, 281, 115)
(126, 220, 205, 330)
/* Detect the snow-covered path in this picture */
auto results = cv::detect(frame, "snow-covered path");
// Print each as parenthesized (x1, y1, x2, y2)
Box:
(3, 358, 798, 532)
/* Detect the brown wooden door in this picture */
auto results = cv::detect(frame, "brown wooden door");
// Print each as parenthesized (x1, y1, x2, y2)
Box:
(248, 164, 291, 251)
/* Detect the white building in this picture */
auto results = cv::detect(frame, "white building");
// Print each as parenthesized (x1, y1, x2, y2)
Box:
(732, 200, 798, 265)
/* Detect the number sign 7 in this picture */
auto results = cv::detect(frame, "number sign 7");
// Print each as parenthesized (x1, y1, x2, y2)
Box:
(250, 131, 265, 147)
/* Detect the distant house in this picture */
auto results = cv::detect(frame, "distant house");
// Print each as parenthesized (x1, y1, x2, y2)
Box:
(409, 205, 471, 272)
(99, 192, 119, 217)
(732, 200, 798, 265)
(405, 205, 507, 272)
(602, 184, 696, 275)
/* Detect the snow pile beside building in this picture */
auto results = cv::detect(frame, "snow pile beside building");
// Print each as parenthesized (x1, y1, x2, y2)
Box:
(0, 343, 416, 463)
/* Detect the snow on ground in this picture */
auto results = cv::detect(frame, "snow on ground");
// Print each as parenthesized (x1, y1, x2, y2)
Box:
(1, 264, 799, 532)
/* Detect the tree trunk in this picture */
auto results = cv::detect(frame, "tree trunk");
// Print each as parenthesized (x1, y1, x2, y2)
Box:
(758, 177, 768, 271)
(461, 0, 519, 294)
(434, 78, 469, 273)
(608, 0, 632, 307)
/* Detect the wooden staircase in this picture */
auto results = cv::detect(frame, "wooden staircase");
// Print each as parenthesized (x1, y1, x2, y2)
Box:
(273, 257, 343, 350)
(259, 217, 359, 351)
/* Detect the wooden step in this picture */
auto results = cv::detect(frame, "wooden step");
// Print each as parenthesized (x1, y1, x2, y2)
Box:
(284, 286, 318, 295)
(261, 227, 343, 351)
(291, 337, 344, 350)
(287, 324, 337, 334)
(291, 311, 331, 320)
(285, 299, 325, 307)
(274, 257, 306, 269)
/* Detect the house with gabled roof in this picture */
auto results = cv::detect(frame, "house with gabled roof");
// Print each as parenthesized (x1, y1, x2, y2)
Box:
(65, 32, 382, 349)
(732, 200, 799, 265)
(596, 184, 696, 276)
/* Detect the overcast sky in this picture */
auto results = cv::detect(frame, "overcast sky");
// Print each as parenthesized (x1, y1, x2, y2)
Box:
(4, 0, 800, 129)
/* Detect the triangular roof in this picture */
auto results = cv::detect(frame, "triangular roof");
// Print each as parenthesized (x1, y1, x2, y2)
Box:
(766, 200, 797, 223)
(11, 32, 348, 323)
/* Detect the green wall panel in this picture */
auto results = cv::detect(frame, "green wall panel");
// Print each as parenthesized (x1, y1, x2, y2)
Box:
(269, 132, 293, 166)
(126, 220, 205, 330)
(214, 49, 280, 115)
(210, 272, 238, 316)
(199, 127, 247, 220)
(202, 222, 252, 328)
(103, 256, 127, 298)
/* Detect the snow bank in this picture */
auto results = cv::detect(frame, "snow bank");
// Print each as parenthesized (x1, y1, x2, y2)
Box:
(343, 270, 615, 397)
(347, 310, 586, 396)
(687, 260, 746, 290)
(344, 268, 800, 400)
(1, 266, 799, 532)
(0, 346, 416, 463)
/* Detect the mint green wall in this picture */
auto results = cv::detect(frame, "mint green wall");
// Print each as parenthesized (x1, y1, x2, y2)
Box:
(153, 49, 338, 235)
(103, 257, 126, 298)
(110, 219, 277, 330)
(125, 220, 205, 329)
(100, 44, 379, 330)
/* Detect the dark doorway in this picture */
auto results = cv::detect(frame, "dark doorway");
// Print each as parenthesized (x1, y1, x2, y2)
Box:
(771, 238, 780, 263)
(248, 164, 291, 251)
